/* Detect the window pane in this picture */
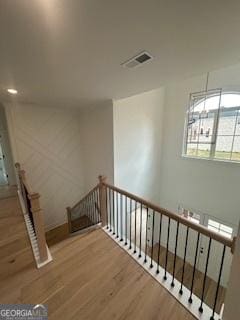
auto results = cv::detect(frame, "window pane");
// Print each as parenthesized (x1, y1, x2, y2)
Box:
(231, 136, 240, 161)
(187, 124, 198, 142)
(188, 116, 214, 144)
(215, 136, 234, 160)
(186, 143, 197, 156)
(220, 224, 233, 234)
(194, 93, 221, 112)
(208, 225, 217, 232)
(199, 116, 214, 143)
(235, 111, 240, 135)
(208, 219, 220, 228)
(220, 93, 240, 108)
(185, 92, 240, 163)
(218, 109, 238, 136)
(197, 144, 211, 158)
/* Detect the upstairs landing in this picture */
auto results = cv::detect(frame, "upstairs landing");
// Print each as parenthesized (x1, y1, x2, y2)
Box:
(0, 225, 195, 320)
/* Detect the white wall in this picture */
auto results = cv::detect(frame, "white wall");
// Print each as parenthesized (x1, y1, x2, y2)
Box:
(4, 100, 114, 230)
(112, 65, 240, 287)
(113, 88, 165, 203)
(159, 64, 240, 227)
(5, 102, 85, 230)
(80, 102, 114, 192)
(0, 104, 16, 185)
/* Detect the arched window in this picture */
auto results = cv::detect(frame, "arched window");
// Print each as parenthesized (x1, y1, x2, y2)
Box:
(184, 90, 240, 162)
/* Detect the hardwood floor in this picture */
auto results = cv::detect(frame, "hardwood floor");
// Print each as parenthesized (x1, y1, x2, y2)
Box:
(149, 243, 225, 313)
(46, 223, 69, 247)
(0, 201, 195, 320)
(0, 195, 35, 292)
(1, 194, 221, 319)
(0, 185, 18, 199)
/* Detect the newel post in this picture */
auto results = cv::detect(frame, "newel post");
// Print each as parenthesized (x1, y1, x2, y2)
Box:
(98, 175, 107, 227)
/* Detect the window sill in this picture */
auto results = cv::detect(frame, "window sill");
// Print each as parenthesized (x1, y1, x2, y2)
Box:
(181, 154, 240, 165)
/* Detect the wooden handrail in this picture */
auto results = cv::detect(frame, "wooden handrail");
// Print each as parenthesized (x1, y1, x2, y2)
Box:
(71, 185, 99, 211)
(15, 163, 48, 263)
(103, 182, 234, 251)
(67, 185, 101, 232)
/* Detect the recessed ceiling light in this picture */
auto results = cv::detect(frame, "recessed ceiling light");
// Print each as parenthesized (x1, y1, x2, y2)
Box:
(7, 88, 18, 94)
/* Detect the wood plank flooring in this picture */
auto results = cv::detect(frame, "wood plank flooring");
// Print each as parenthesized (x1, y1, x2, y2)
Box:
(46, 223, 69, 247)
(0, 194, 36, 302)
(0, 195, 195, 320)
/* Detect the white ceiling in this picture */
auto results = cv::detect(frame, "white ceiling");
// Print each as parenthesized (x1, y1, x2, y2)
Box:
(1, 0, 240, 108)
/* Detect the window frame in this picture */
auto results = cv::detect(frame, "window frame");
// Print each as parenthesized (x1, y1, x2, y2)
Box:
(183, 90, 240, 164)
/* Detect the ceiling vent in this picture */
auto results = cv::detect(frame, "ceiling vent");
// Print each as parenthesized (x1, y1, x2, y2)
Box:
(122, 51, 153, 68)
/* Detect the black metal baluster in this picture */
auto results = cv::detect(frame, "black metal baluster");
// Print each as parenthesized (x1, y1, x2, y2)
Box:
(84, 198, 87, 217)
(93, 191, 96, 224)
(120, 194, 123, 241)
(199, 237, 212, 313)
(124, 196, 128, 246)
(171, 221, 180, 287)
(150, 210, 155, 268)
(179, 226, 189, 295)
(97, 189, 100, 224)
(156, 213, 163, 274)
(84, 196, 88, 227)
(82, 201, 85, 229)
(88, 194, 93, 226)
(83, 197, 87, 227)
(91, 192, 95, 225)
(97, 187, 100, 223)
(116, 192, 119, 238)
(93, 190, 96, 225)
(144, 207, 149, 263)
(134, 201, 137, 253)
(112, 190, 115, 235)
(89, 194, 92, 225)
(105, 188, 108, 228)
(92, 193, 95, 225)
(164, 217, 171, 280)
(129, 199, 132, 250)
(109, 188, 112, 231)
(83, 199, 89, 227)
(86, 195, 90, 227)
(139, 203, 143, 258)
(188, 232, 200, 303)
(210, 245, 226, 320)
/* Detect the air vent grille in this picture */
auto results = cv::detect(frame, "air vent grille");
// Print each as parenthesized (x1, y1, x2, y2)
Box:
(122, 51, 153, 68)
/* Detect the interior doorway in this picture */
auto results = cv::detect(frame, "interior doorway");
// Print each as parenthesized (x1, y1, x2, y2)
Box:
(179, 206, 236, 287)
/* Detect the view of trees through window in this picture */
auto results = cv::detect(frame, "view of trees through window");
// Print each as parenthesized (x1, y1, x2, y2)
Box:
(184, 91, 240, 162)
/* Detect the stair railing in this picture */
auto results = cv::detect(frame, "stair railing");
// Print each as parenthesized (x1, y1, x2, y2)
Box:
(68, 175, 235, 320)
(67, 180, 101, 233)
(101, 178, 235, 320)
(15, 163, 49, 265)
